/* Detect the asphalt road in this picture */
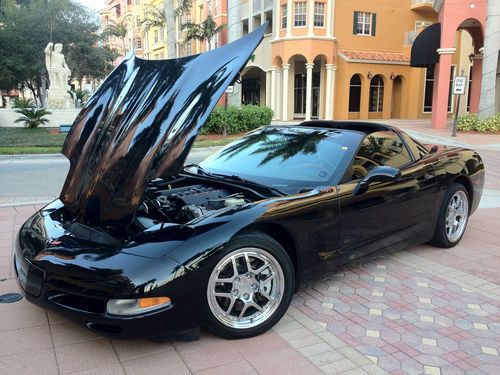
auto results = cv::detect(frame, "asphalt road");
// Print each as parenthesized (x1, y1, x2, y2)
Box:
(0, 148, 215, 203)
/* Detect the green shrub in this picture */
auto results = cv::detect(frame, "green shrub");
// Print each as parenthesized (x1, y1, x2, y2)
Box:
(457, 113, 500, 133)
(457, 114, 480, 131)
(203, 105, 274, 135)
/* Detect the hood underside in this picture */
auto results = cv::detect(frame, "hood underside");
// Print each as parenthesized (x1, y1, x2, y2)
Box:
(60, 24, 267, 227)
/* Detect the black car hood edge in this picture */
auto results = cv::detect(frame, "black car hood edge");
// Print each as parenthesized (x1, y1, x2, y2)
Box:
(59, 24, 267, 227)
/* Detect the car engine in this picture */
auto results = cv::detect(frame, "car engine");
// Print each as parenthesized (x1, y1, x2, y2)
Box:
(136, 183, 248, 226)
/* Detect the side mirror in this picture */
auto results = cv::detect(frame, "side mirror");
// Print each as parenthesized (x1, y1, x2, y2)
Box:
(353, 166, 401, 196)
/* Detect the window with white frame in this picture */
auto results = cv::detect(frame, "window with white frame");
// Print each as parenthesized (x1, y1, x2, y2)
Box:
(135, 37, 142, 49)
(186, 42, 192, 56)
(281, 5, 287, 30)
(135, 0, 140, 5)
(214, 0, 218, 15)
(314, 2, 325, 27)
(294, 2, 307, 27)
(159, 27, 165, 41)
(154, 29, 159, 44)
(207, 0, 212, 15)
(354, 11, 375, 36)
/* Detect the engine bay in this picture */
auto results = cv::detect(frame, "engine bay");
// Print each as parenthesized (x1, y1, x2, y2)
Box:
(136, 178, 251, 228)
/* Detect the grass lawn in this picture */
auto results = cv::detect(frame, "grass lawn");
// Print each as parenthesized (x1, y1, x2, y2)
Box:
(0, 127, 239, 154)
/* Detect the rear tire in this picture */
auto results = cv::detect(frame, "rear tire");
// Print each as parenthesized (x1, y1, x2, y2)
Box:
(430, 183, 469, 248)
(204, 231, 294, 339)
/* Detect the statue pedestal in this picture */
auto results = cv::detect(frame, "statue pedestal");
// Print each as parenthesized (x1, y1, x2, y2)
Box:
(47, 88, 72, 109)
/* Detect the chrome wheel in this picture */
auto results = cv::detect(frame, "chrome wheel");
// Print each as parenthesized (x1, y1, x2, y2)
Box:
(445, 190, 469, 243)
(207, 248, 285, 330)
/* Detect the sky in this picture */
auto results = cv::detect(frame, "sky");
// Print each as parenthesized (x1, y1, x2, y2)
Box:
(76, 0, 104, 11)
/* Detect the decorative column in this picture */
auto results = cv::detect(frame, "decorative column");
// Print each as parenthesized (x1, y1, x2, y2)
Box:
(248, 0, 254, 32)
(326, 0, 333, 37)
(431, 48, 455, 129)
(325, 64, 335, 120)
(271, 66, 278, 118)
(305, 62, 314, 121)
(286, 0, 292, 37)
(273, 0, 280, 39)
(469, 55, 483, 114)
(282, 64, 290, 121)
(308, 0, 314, 36)
(266, 70, 271, 107)
(261, 0, 266, 24)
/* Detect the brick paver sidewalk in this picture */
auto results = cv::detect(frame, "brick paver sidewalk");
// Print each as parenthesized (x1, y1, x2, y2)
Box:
(1, 204, 499, 374)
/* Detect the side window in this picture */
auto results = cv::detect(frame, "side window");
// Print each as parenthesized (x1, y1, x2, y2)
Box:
(400, 132, 428, 161)
(352, 131, 412, 180)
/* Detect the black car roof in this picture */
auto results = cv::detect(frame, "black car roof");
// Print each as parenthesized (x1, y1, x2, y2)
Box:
(297, 120, 398, 134)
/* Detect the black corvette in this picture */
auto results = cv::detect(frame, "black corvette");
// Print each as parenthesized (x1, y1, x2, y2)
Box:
(15, 25, 484, 340)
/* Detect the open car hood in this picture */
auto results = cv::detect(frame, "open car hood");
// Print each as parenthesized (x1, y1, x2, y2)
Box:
(60, 24, 266, 227)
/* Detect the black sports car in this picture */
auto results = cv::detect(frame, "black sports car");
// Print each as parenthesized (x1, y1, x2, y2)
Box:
(15, 25, 484, 340)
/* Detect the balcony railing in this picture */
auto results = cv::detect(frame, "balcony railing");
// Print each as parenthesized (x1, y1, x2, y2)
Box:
(404, 30, 417, 45)
(253, 0, 261, 13)
(411, 0, 434, 5)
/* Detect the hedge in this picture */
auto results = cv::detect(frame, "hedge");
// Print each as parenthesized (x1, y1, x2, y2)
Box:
(457, 113, 500, 132)
(202, 105, 273, 135)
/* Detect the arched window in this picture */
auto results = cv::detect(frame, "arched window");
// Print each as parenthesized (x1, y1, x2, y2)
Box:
(369, 75, 384, 112)
(349, 74, 362, 112)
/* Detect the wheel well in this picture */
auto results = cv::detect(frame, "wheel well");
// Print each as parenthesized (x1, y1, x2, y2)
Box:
(453, 175, 473, 209)
(237, 222, 299, 289)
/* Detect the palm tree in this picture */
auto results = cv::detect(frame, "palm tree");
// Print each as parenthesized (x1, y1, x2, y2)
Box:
(12, 97, 36, 109)
(14, 108, 52, 128)
(102, 20, 129, 54)
(182, 14, 225, 51)
(141, 0, 192, 59)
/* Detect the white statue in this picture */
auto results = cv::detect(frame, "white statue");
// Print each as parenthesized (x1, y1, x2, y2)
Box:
(45, 42, 72, 109)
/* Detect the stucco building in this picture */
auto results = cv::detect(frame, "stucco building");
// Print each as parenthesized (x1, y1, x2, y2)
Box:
(100, 0, 497, 127)
(228, 0, 497, 127)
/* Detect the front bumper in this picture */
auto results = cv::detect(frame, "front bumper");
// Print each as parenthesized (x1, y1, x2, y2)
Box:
(14, 203, 203, 339)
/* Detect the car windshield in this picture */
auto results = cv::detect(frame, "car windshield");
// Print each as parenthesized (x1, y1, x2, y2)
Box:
(198, 127, 354, 195)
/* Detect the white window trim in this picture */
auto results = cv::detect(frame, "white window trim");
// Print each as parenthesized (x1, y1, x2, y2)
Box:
(422, 66, 433, 113)
(356, 12, 373, 36)
(281, 5, 287, 30)
(294, 2, 308, 29)
(314, 2, 325, 29)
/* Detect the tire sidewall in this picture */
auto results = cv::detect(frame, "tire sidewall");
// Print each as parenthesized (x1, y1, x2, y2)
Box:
(204, 232, 295, 339)
(434, 183, 470, 248)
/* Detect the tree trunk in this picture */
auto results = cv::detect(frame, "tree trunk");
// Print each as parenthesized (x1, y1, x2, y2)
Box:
(165, 0, 176, 59)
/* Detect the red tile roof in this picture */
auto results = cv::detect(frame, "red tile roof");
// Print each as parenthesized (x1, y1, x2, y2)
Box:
(339, 50, 410, 63)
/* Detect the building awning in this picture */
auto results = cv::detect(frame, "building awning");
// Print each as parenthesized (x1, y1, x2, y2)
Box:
(410, 23, 441, 68)
(338, 50, 410, 65)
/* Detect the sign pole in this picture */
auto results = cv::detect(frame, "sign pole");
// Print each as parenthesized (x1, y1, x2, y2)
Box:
(452, 95, 460, 137)
(451, 70, 467, 137)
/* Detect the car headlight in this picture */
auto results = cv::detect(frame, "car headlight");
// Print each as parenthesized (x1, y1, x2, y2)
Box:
(106, 297, 171, 316)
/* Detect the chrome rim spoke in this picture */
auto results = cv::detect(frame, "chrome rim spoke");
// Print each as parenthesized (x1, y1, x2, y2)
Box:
(207, 248, 285, 329)
(445, 191, 469, 243)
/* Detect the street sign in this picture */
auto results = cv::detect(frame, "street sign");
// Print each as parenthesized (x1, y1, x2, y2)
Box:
(452, 76, 467, 95)
(225, 86, 234, 94)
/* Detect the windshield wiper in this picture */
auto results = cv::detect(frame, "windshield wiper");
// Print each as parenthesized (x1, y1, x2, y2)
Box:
(222, 174, 286, 196)
(183, 164, 213, 177)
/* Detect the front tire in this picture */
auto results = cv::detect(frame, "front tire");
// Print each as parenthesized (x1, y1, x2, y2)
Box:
(430, 183, 469, 248)
(204, 231, 294, 339)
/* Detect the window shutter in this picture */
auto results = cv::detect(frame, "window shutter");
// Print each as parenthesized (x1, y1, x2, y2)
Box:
(353, 11, 359, 34)
(371, 13, 377, 36)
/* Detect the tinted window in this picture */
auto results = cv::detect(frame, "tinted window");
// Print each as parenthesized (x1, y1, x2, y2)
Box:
(351, 131, 412, 179)
(400, 132, 428, 160)
(199, 127, 355, 194)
